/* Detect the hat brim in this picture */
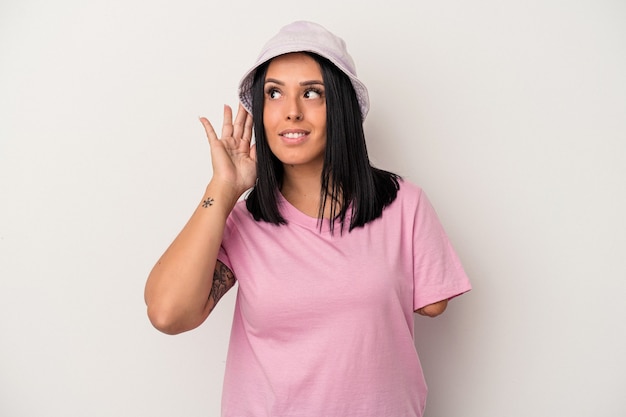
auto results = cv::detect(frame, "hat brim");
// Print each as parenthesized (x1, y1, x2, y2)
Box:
(237, 46, 369, 120)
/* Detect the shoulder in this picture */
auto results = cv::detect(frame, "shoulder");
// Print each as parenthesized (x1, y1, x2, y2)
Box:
(393, 179, 426, 208)
(232, 199, 250, 216)
(381, 179, 443, 228)
(373, 179, 423, 224)
(224, 200, 255, 234)
(397, 179, 423, 197)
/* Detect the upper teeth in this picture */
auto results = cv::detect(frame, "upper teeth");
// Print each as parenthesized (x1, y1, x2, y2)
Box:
(283, 132, 305, 139)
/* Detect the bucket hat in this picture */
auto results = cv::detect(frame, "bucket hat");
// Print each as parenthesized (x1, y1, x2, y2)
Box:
(238, 21, 370, 119)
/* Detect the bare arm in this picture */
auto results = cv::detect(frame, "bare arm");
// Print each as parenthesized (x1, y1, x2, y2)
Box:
(144, 104, 255, 335)
(206, 260, 237, 312)
(416, 299, 449, 317)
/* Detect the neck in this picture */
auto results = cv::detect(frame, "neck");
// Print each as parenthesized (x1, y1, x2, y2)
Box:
(281, 163, 340, 218)
(281, 168, 319, 214)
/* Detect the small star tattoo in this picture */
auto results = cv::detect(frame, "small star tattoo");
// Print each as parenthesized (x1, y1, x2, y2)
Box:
(202, 197, 214, 208)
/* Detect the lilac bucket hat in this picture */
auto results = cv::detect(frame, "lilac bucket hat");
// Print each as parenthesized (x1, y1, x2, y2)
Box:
(237, 21, 370, 119)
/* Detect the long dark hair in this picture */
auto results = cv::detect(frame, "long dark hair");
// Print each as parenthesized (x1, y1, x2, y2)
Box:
(245, 52, 400, 233)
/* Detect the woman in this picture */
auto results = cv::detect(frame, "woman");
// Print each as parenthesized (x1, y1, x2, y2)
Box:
(145, 21, 471, 417)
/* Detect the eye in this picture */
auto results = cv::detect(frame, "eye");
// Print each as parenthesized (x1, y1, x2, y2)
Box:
(266, 87, 282, 99)
(304, 88, 323, 99)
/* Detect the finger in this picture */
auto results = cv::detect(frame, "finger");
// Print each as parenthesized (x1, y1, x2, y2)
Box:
(221, 105, 234, 139)
(232, 103, 249, 140)
(249, 143, 257, 163)
(242, 111, 253, 142)
(199, 117, 218, 145)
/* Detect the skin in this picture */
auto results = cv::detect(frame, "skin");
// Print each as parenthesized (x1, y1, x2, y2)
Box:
(144, 52, 447, 335)
(263, 53, 331, 218)
(144, 104, 254, 334)
(263, 54, 327, 170)
(416, 300, 448, 317)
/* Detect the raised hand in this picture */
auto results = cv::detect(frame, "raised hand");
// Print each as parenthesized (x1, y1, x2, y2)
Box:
(199, 104, 257, 197)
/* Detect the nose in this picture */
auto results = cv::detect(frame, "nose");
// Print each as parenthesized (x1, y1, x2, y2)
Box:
(286, 97, 303, 121)
(287, 111, 303, 121)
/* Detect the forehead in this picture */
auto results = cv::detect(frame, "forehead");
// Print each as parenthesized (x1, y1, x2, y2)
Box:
(265, 53, 322, 79)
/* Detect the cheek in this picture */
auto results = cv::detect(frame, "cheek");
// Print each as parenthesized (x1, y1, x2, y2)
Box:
(262, 107, 274, 128)
(310, 106, 326, 127)
(262, 100, 281, 123)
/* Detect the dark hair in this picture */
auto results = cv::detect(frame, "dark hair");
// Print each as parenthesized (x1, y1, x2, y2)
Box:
(245, 52, 400, 233)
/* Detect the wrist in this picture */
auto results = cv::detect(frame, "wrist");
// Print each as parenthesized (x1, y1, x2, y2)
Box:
(203, 180, 244, 216)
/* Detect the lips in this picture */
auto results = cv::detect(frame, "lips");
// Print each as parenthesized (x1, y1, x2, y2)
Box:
(279, 129, 309, 143)
(282, 132, 306, 139)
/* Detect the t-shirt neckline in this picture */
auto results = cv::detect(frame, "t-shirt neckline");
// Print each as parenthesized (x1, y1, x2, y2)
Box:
(277, 192, 350, 233)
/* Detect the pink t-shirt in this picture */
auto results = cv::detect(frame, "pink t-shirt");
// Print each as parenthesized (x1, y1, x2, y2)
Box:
(217, 180, 471, 417)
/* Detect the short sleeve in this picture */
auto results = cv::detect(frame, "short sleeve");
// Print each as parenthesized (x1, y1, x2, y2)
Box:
(412, 190, 471, 311)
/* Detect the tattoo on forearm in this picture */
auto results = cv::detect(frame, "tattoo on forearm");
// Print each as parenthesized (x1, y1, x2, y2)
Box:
(209, 261, 235, 310)
(202, 197, 214, 208)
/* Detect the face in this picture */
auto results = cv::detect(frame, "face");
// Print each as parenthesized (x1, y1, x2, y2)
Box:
(263, 53, 327, 172)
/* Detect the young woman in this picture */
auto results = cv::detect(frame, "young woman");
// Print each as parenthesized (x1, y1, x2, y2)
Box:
(145, 21, 471, 417)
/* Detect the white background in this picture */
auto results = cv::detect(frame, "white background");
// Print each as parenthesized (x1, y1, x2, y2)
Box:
(1, 0, 625, 416)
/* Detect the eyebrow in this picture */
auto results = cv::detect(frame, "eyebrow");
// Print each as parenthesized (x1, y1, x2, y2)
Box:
(264, 78, 324, 86)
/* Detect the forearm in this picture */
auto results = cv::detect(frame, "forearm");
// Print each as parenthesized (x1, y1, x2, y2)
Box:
(144, 180, 240, 334)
